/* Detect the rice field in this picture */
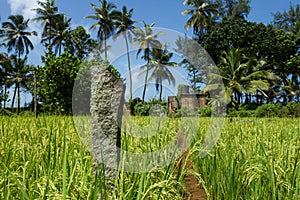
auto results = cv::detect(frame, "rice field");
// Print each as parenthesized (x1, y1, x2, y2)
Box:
(0, 116, 299, 199)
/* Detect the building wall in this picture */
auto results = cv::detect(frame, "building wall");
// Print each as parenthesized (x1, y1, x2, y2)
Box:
(168, 94, 206, 113)
(168, 96, 178, 113)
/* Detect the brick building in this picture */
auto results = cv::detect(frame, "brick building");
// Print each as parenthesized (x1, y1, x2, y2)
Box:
(168, 85, 207, 113)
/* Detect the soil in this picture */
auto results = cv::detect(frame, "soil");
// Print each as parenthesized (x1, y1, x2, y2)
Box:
(177, 133, 207, 200)
(181, 151, 207, 200)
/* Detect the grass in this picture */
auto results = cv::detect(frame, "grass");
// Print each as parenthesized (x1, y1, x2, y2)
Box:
(193, 117, 300, 199)
(0, 116, 299, 199)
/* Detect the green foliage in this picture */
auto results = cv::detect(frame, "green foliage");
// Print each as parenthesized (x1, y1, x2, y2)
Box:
(227, 109, 254, 117)
(130, 98, 167, 116)
(205, 18, 297, 67)
(85, 0, 119, 60)
(65, 26, 97, 60)
(37, 52, 81, 114)
(227, 102, 300, 118)
(254, 103, 287, 117)
(182, 0, 219, 42)
(145, 47, 177, 101)
(285, 101, 300, 117)
(107, 62, 121, 79)
(198, 106, 211, 117)
(168, 110, 182, 118)
(72, 56, 104, 115)
(134, 102, 151, 116)
(1, 15, 37, 57)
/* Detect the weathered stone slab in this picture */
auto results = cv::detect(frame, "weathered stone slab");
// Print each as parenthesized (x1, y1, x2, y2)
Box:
(90, 65, 125, 178)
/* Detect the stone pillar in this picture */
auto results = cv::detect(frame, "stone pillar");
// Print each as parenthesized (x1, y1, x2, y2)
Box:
(90, 65, 125, 177)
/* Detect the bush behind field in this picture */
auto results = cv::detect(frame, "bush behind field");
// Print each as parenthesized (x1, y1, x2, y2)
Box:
(197, 102, 300, 118)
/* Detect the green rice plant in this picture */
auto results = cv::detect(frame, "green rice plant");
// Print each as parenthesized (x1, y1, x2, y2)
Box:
(0, 115, 190, 199)
(1, 115, 298, 199)
(192, 117, 300, 200)
(0, 116, 97, 199)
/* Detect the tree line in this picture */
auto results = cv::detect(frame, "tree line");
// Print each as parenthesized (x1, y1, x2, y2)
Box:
(0, 0, 299, 114)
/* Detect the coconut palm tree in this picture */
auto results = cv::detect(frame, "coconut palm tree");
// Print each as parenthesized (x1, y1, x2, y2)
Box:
(1, 15, 37, 59)
(273, 4, 300, 33)
(182, 0, 218, 42)
(0, 52, 10, 108)
(114, 6, 136, 99)
(205, 48, 279, 107)
(142, 47, 177, 101)
(5, 55, 32, 114)
(50, 14, 71, 55)
(85, 0, 119, 60)
(133, 22, 162, 102)
(32, 0, 59, 50)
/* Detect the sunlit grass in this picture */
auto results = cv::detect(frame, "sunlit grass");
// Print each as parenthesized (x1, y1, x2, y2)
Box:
(193, 117, 300, 199)
(0, 116, 299, 199)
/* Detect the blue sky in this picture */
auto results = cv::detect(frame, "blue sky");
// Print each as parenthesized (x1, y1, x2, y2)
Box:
(0, 0, 299, 104)
(1, 0, 299, 65)
(1, 0, 299, 30)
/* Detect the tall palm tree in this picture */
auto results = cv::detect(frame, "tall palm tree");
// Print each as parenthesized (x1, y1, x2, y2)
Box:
(32, 0, 59, 50)
(6, 55, 32, 114)
(114, 6, 136, 99)
(85, 0, 119, 60)
(182, 0, 218, 42)
(142, 47, 177, 101)
(133, 22, 162, 102)
(222, 49, 279, 105)
(1, 15, 37, 59)
(50, 14, 71, 55)
(0, 53, 10, 108)
(205, 48, 279, 106)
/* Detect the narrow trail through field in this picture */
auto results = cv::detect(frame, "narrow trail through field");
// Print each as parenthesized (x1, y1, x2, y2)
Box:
(177, 134, 207, 200)
(181, 151, 207, 200)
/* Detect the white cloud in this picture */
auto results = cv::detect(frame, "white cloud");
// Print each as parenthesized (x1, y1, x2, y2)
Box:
(8, 0, 41, 20)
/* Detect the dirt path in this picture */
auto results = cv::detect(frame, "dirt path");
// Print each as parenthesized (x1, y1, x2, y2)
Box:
(181, 151, 207, 200)
(177, 133, 207, 200)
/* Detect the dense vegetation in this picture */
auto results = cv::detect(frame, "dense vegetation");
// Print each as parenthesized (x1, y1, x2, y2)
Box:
(1, 116, 299, 199)
(0, 0, 299, 114)
(0, 0, 299, 199)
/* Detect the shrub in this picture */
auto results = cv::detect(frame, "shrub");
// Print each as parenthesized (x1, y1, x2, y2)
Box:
(227, 110, 255, 117)
(286, 102, 300, 117)
(226, 102, 300, 118)
(254, 103, 288, 117)
(0, 109, 13, 116)
(134, 102, 151, 116)
(198, 106, 211, 117)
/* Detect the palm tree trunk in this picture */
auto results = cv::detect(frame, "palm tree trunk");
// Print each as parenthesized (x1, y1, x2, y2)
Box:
(104, 35, 108, 60)
(3, 86, 7, 109)
(59, 42, 62, 56)
(11, 85, 17, 112)
(142, 62, 149, 103)
(124, 32, 133, 99)
(34, 69, 37, 118)
(159, 80, 163, 101)
(17, 83, 20, 114)
(48, 25, 52, 53)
